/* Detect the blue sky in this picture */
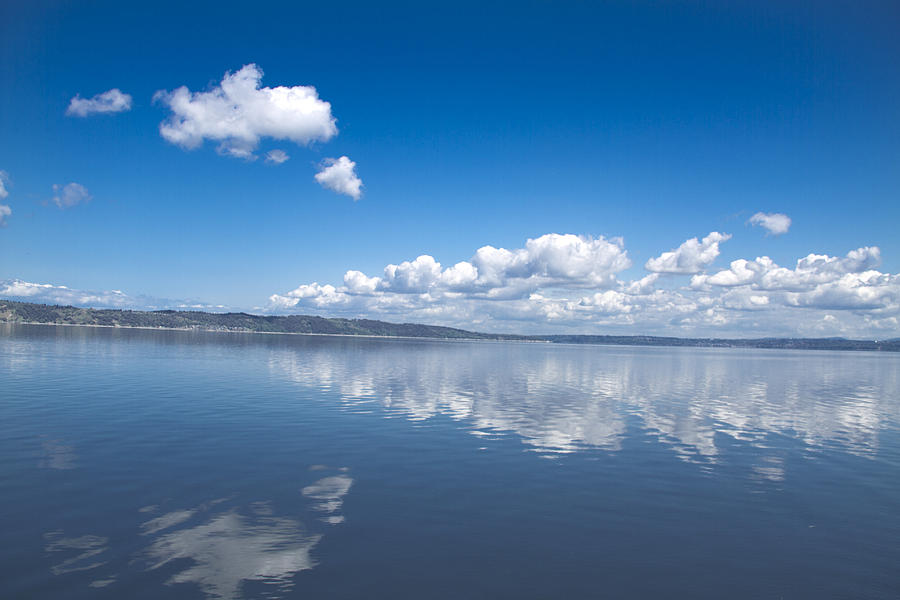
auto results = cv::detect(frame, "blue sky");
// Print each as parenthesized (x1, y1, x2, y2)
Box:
(1, 1, 899, 337)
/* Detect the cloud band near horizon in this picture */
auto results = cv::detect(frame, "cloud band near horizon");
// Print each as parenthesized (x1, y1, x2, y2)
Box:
(267, 231, 900, 338)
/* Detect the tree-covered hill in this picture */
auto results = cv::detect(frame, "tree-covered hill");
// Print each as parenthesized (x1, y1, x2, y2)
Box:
(0, 299, 513, 339)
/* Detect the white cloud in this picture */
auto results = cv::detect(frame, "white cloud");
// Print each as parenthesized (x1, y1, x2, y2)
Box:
(0, 171, 9, 226)
(0, 279, 225, 311)
(343, 270, 380, 293)
(624, 273, 660, 294)
(578, 290, 633, 314)
(382, 254, 443, 292)
(692, 247, 882, 292)
(2, 279, 133, 308)
(265, 149, 290, 164)
(645, 232, 731, 274)
(688, 246, 897, 315)
(749, 212, 791, 235)
(66, 89, 132, 117)
(154, 64, 337, 159)
(314, 156, 362, 199)
(785, 271, 899, 310)
(52, 183, 91, 209)
(272, 233, 632, 312)
(267, 233, 900, 339)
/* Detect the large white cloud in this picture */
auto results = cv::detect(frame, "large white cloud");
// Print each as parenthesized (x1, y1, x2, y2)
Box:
(155, 64, 337, 159)
(692, 247, 882, 292)
(645, 232, 731, 274)
(688, 246, 897, 314)
(52, 183, 91, 209)
(314, 156, 363, 199)
(268, 232, 900, 338)
(748, 212, 791, 235)
(486, 233, 632, 288)
(66, 89, 133, 117)
(272, 233, 632, 312)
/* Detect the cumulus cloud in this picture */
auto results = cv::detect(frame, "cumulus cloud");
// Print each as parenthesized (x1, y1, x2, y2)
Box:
(692, 247, 882, 292)
(265, 149, 290, 164)
(270, 232, 634, 316)
(645, 232, 731, 274)
(272, 233, 631, 312)
(66, 89, 132, 117)
(749, 212, 791, 236)
(52, 183, 91, 209)
(686, 246, 898, 315)
(154, 64, 337, 159)
(473, 234, 631, 290)
(0, 204, 10, 227)
(314, 156, 362, 199)
(267, 232, 900, 339)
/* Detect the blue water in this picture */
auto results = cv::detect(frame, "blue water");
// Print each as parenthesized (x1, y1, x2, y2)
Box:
(1, 324, 899, 599)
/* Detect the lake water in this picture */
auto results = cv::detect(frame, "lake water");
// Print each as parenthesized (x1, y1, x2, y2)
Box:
(1, 324, 899, 599)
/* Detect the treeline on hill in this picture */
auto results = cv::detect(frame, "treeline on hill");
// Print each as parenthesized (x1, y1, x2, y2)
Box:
(1, 299, 899, 351)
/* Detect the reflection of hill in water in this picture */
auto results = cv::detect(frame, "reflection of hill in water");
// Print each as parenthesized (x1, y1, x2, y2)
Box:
(268, 340, 900, 464)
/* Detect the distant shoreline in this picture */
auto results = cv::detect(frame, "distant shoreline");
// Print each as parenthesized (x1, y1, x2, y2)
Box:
(1, 299, 898, 352)
(2, 319, 522, 343)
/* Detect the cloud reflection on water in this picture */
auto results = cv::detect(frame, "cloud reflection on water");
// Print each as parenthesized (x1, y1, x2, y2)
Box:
(267, 340, 899, 465)
(302, 474, 353, 523)
(38, 438, 76, 470)
(43, 530, 109, 575)
(134, 468, 353, 599)
(44, 468, 354, 599)
(142, 505, 320, 600)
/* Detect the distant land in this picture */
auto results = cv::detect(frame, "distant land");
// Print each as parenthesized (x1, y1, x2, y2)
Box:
(1, 299, 898, 352)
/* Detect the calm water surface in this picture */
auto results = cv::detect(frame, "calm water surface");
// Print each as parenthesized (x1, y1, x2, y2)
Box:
(1, 324, 899, 598)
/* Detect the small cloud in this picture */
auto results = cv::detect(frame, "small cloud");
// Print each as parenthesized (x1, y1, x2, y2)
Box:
(314, 156, 362, 200)
(266, 149, 290, 164)
(66, 89, 132, 117)
(154, 64, 337, 159)
(748, 212, 791, 236)
(52, 183, 91, 209)
(0, 171, 9, 226)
